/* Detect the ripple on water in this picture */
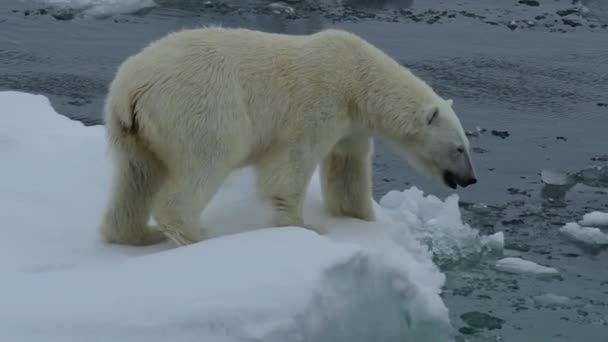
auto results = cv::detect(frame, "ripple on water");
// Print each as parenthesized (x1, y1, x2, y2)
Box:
(0, 72, 107, 100)
(0, 49, 47, 66)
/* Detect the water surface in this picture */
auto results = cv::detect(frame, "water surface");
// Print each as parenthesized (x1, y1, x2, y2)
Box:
(1, 0, 607, 340)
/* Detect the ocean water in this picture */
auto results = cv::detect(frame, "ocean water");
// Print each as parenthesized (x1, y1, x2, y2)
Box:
(1, 0, 607, 340)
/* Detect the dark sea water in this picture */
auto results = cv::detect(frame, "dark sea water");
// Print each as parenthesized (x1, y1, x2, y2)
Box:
(1, 0, 607, 340)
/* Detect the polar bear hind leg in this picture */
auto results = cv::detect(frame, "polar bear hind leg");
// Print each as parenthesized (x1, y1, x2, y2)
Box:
(151, 153, 233, 246)
(100, 131, 168, 246)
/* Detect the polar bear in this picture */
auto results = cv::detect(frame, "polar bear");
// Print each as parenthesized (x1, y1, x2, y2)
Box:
(99, 27, 477, 247)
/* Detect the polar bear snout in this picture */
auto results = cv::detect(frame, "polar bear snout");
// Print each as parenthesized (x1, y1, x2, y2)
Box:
(442, 170, 477, 189)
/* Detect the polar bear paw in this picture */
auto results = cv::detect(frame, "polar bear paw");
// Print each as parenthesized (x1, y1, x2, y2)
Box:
(100, 223, 168, 246)
(301, 222, 328, 236)
(156, 224, 206, 247)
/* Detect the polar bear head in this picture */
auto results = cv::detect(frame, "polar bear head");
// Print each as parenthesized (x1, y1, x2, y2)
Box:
(404, 98, 477, 189)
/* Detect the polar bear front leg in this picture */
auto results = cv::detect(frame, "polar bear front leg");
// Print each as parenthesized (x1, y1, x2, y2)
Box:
(320, 134, 375, 221)
(255, 147, 320, 233)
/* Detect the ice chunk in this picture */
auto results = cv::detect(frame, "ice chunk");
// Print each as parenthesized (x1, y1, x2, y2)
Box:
(1, 90, 483, 342)
(268, 2, 295, 15)
(378, 187, 491, 267)
(44, 0, 156, 17)
(494, 257, 559, 278)
(579, 211, 608, 227)
(460, 311, 504, 331)
(465, 126, 486, 138)
(482, 232, 505, 253)
(560, 222, 608, 246)
(572, 165, 608, 188)
(263, 253, 452, 342)
(532, 293, 581, 308)
(541, 169, 569, 185)
(0, 226, 453, 342)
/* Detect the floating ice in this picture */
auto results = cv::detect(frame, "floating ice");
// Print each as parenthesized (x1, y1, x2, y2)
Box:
(560, 222, 608, 247)
(494, 257, 559, 278)
(540, 169, 569, 186)
(41, 0, 156, 17)
(465, 126, 486, 138)
(379, 188, 490, 267)
(571, 165, 608, 188)
(482, 232, 505, 253)
(460, 311, 504, 331)
(532, 293, 581, 308)
(579, 211, 608, 227)
(0, 91, 502, 341)
(268, 2, 295, 15)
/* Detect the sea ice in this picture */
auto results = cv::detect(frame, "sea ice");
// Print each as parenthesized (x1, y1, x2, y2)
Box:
(43, 0, 156, 17)
(0, 90, 501, 341)
(531, 293, 581, 308)
(379, 188, 493, 267)
(482, 232, 505, 253)
(540, 169, 569, 186)
(494, 257, 559, 278)
(579, 211, 608, 227)
(560, 222, 608, 247)
(268, 2, 295, 15)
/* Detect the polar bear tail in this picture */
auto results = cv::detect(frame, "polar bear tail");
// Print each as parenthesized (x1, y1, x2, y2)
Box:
(99, 86, 168, 246)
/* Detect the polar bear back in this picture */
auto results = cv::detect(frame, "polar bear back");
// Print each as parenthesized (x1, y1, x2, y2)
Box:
(110, 27, 367, 161)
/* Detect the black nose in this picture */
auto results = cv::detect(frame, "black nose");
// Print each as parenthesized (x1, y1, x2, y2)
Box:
(460, 177, 477, 188)
(443, 171, 478, 189)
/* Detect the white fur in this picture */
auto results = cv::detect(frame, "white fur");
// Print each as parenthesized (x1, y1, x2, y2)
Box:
(99, 26, 476, 246)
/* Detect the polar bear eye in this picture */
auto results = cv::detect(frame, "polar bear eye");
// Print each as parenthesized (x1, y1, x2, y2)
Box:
(456, 147, 464, 153)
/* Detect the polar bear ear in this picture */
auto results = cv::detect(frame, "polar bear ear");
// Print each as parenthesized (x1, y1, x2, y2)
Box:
(446, 99, 454, 107)
(427, 106, 440, 126)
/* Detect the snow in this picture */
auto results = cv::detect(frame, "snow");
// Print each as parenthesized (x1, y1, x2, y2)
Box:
(494, 257, 559, 278)
(559, 222, 608, 247)
(579, 211, 608, 227)
(0, 91, 501, 341)
(39, 0, 156, 17)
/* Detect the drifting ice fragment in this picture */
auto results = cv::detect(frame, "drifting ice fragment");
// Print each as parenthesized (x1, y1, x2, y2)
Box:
(572, 166, 608, 188)
(494, 257, 559, 278)
(560, 222, 608, 246)
(579, 211, 608, 227)
(532, 293, 581, 308)
(44, 0, 156, 17)
(481, 232, 504, 253)
(540, 170, 569, 186)
(460, 311, 504, 331)
(268, 2, 295, 15)
(379, 188, 487, 267)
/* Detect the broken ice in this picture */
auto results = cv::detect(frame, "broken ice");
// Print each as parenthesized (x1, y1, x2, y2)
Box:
(541, 169, 569, 186)
(494, 257, 559, 278)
